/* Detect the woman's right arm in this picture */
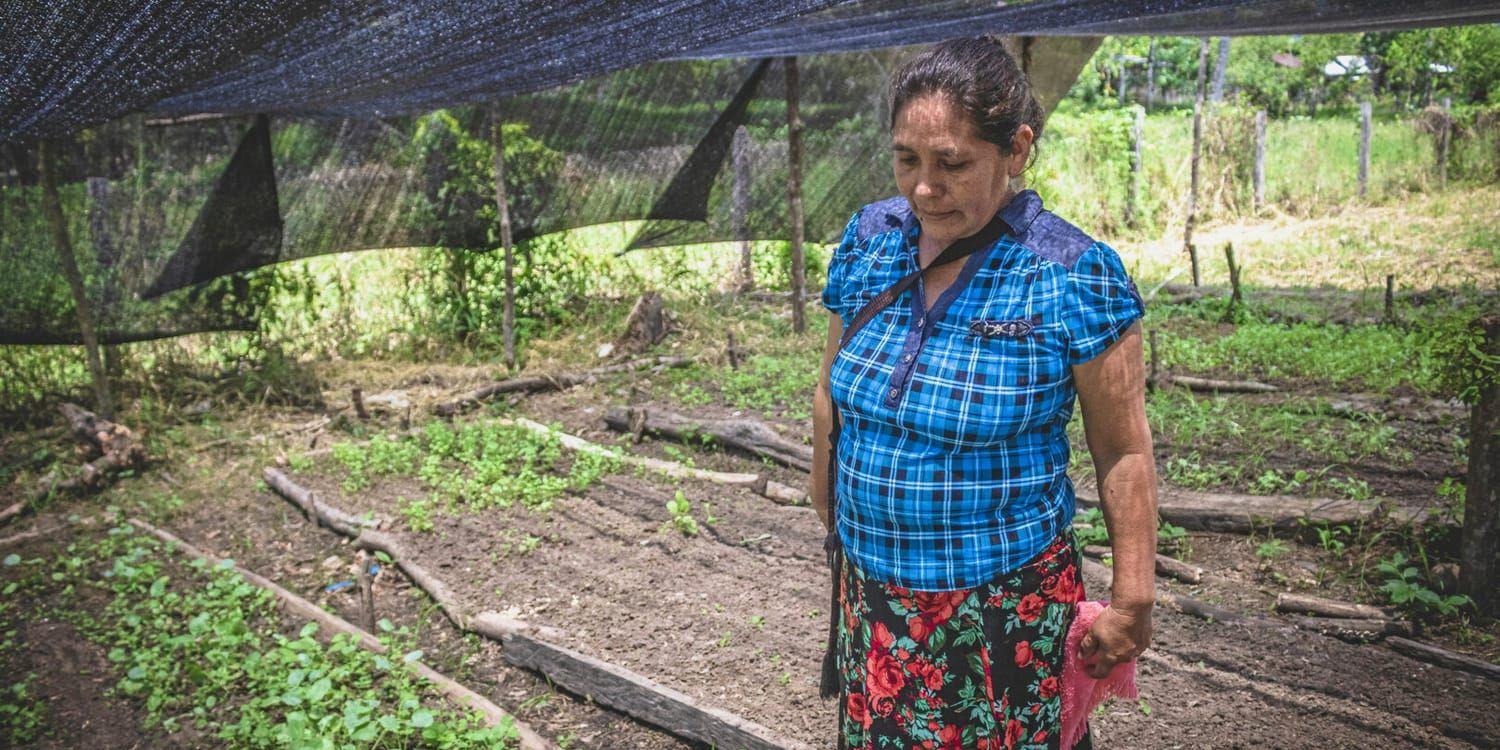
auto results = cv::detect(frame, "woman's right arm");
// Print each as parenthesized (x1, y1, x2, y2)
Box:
(810, 312, 844, 532)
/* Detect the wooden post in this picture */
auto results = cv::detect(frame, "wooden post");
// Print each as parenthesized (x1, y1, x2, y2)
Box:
(39, 140, 113, 419)
(784, 57, 807, 334)
(351, 387, 369, 420)
(1459, 314, 1500, 615)
(1184, 38, 1210, 275)
(1438, 96, 1452, 190)
(492, 114, 517, 370)
(1253, 109, 1267, 213)
(1145, 40, 1157, 111)
(1384, 274, 1395, 323)
(1148, 328, 1160, 391)
(1211, 37, 1230, 103)
(1224, 242, 1242, 319)
(357, 550, 376, 633)
(1126, 106, 1144, 228)
(1117, 61, 1129, 106)
(1358, 101, 1372, 199)
(1189, 243, 1201, 288)
(732, 125, 753, 293)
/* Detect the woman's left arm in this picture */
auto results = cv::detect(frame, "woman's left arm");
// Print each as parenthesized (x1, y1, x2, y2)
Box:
(1072, 319, 1158, 677)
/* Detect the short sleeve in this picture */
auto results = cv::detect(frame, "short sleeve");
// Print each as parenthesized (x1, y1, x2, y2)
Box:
(1061, 242, 1146, 365)
(820, 209, 865, 326)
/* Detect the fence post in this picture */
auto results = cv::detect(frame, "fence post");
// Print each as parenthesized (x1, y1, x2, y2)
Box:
(1184, 37, 1210, 281)
(732, 125, 753, 293)
(1126, 106, 1144, 228)
(1223, 242, 1242, 321)
(40, 140, 114, 419)
(1384, 274, 1395, 324)
(1438, 96, 1452, 189)
(1358, 101, 1372, 199)
(492, 112, 517, 371)
(784, 57, 807, 334)
(1253, 109, 1267, 213)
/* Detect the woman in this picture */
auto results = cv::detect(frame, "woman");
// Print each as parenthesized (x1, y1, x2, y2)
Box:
(811, 37, 1158, 749)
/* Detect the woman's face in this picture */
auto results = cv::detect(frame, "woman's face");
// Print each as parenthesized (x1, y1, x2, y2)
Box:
(891, 93, 1033, 249)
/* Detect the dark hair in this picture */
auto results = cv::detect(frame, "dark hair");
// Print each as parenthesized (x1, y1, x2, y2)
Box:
(888, 36, 1044, 156)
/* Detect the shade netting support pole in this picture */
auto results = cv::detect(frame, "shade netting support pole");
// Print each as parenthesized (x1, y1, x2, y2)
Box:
(1184, 37, 1210, 283)
(39, 140, 113, 419)
(492, 113, 517, 371)
(784, 56, 807, 334)
(1211, 37, 1230, 103)
(1145, 40, 1157, 111)
(1126, 106, 1143, 228)
(733, 124, 753, 293)
(1438, 96, 1452, 190)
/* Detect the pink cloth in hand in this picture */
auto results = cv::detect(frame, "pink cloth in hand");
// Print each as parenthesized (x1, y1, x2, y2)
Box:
(1061, 600, 1139, 750)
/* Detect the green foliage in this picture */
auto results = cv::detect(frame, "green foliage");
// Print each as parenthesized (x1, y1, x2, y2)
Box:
(1073, 507, 1110, 547)
(42, 526, 516, 748)
(0, 674, 46, 745)
(662, 489, 700, 537)
(1254, 538, 1290, 560)
(1376, 552, 1472, 619)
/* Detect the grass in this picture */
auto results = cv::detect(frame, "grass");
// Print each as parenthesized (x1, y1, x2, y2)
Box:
(0, 524, 516, 748)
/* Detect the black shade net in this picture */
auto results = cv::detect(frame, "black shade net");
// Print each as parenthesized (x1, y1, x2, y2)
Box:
(3, 0, 1498, 344)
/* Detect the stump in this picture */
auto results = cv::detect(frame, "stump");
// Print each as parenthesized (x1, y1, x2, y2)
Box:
(618, 291, 669, 353)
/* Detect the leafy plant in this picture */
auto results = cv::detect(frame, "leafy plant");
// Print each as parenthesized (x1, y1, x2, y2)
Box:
(1073, 507, 1110, 547)
(1254, 538, 1290, 560)
(1376, 552, 1472, 618)
(663, 490, 699, 537)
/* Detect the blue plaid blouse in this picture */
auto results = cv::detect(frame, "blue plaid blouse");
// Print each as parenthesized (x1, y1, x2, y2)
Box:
(821, 190, 1145, 591)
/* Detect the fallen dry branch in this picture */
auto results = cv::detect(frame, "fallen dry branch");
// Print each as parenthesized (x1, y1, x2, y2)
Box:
(1275, 593, 1401, 621)
(509, 418, 806, 505)
(127, 518, 554, 750)
(262, 467, 385, 535)
(1387, 636, 1500, 682)
(2, 404, 149, 527)
(1075, 484, 1366, 535)
(263, 470, 803, 750)
(1161, 374, 1279, 394)
(1080, 557, 1283, 628)
(1081, 544, 1204, 584)
(433, 356, 690, 417)
(0, 525, 64, 549)
(603, 406, 813, 472)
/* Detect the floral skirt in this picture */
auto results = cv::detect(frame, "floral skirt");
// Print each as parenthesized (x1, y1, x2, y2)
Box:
(835, 529, 1092, 750)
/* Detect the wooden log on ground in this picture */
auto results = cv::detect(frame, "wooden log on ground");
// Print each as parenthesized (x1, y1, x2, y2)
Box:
(1080, 558, 1283, 628)
(262, 467, 384, 536)
(127, 518, 554, 750)
(1075, 484, 1366, 535)
(257, 479, 804, 750)
(1080, 545, 1203, 584)
(1163, 374, 1278, 394)
(501, 633, 806, 750)
(1291, 616, 1413, 642)
(1388, 636, 1500, 682)
(433, 357, 690, 417)
(603, 406, 813, 472)
(1275, 593, 1400, 621)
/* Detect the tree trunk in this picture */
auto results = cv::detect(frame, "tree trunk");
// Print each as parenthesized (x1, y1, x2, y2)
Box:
(1459, 314, 1500, 615)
